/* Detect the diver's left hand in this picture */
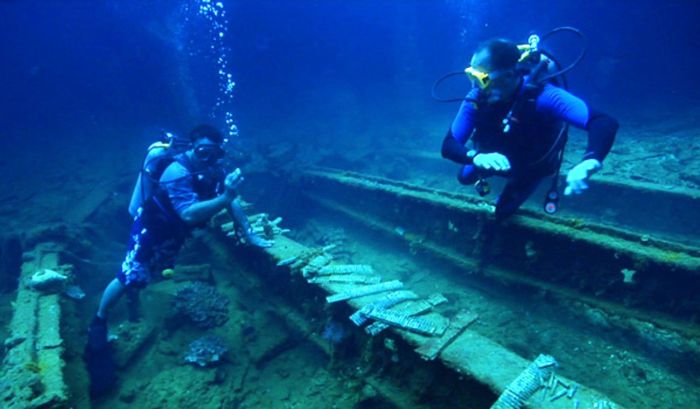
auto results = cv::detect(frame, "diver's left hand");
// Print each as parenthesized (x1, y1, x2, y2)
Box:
(564, 159, 602, 196)
(246, 232, 274, 248)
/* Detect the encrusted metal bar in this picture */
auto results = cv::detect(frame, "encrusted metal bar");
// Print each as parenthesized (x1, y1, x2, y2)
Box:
(0, 243, 69, 408)
(416, 311, 478, 360)
(491, 354, 557, 409)
(365, 298, 437, 336)
(326, 280, 404, 303)
(367, 307, 449, 336)
(301, 254, 333, 277)
(309, 274, 382, 285)
(276, 256, 298, 266)
(318, 264, 374, 275)
(349, 290, 419, 326)
(427, 293, 448, 306)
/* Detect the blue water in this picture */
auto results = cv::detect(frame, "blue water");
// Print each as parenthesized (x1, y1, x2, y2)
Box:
(2, 0, 698, 155)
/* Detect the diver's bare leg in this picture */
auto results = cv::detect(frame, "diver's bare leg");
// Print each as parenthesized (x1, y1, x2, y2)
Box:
(96, 278, 127, 319)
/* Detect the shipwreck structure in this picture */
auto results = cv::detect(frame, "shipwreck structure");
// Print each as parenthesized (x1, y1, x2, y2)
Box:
(0, 159, 698, 408)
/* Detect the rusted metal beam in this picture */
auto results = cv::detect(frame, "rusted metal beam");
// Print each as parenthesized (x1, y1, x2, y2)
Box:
(1, 243, 69, 408)
(300, 168, 700, 329)
(214, 228, 624, 408)
(368, 149, 700, 243)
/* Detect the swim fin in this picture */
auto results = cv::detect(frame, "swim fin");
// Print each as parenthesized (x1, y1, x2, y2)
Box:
(84, 315, 116, 398)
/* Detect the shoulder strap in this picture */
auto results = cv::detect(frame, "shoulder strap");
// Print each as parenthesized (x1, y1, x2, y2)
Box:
(157, 154, 194, 186)
(502, 78, 544, 133)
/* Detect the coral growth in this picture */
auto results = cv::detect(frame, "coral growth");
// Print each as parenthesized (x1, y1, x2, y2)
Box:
(173, 282, 230, 329)
(184, 334, 229, 367)
(293, 222, 354, 262)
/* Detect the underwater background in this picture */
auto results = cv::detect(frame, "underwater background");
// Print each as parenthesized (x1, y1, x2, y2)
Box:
(2, 0, 700, 236)
(2, 0, 699, 175)
(1, 1, 700, 408)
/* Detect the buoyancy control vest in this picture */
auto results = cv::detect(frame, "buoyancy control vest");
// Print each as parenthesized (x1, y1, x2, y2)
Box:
(129, 142, 225, 229)
(148, 154, 225, 228)
(129, 140, 185, 217)
(471, 82, 566, 177)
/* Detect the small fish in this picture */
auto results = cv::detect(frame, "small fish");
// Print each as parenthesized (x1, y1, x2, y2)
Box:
(63, 285, 86, 300)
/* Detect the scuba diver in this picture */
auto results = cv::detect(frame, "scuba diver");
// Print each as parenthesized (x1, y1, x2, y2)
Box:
(85, 124, 272, 397)
(439, 33, 619, 220)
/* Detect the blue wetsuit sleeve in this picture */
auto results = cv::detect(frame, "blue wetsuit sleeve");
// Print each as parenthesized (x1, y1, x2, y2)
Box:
(160, 163, 197, 216)
(441, 88, 479, 164)
(536, 84, 619, 162)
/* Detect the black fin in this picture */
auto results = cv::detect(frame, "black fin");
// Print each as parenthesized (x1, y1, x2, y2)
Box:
(84, 316, 116, 398)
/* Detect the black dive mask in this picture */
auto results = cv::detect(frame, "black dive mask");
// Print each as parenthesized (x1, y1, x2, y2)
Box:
(194, 143, 225, 164)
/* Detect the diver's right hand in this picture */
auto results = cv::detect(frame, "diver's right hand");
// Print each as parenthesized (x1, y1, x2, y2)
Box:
(473, 152, 511, 172)
(224, 168, 244, 197)
(245, 232, 274, 248)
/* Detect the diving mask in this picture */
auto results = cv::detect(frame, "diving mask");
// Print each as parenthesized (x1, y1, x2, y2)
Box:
(194, 143, 225, 164)
(465, 67, 511, 90)
(465, 67, 491, 89)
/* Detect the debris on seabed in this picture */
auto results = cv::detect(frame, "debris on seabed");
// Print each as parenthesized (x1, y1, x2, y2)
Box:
(318, 264, 374, 275)
(620, 268, 637, 284)
(447, 220, 459, 233)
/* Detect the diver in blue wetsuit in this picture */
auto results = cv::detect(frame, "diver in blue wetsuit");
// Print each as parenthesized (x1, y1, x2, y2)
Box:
(85, 125, 272, 397)
(441, 38, 619, 220)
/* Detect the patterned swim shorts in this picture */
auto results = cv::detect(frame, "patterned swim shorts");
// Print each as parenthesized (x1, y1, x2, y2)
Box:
(117, 207, 186, 288)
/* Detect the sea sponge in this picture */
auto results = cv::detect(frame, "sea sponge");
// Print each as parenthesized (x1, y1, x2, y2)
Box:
(173, 282, 230, 329)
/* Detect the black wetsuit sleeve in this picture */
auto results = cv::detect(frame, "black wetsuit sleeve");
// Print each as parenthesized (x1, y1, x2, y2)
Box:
(441, 129, 473, 165)
(441, 91, 479, 165)
(536, 85, 619, 163)
(582, 110, 619, 162)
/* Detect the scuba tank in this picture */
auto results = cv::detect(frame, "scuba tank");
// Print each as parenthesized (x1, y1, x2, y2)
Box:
(128, 131, 191, 217)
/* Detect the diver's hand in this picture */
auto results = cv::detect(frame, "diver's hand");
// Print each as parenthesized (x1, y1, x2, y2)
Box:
(245, 232, 274, 248)
(473, 152, 511, 172)
(224, 168, 244, 198)
(564, 159, 601, 196)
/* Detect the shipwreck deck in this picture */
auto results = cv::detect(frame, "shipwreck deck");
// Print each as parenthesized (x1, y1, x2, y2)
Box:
(1, 157, 698, 408)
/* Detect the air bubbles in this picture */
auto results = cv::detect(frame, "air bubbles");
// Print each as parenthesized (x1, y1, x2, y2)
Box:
(193, 0, 238, 140)
(224, 79, 235, 94)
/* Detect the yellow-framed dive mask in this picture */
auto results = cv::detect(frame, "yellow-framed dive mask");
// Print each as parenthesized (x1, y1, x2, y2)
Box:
(465, 66, 516, 90)
(465, 66, 491, 90)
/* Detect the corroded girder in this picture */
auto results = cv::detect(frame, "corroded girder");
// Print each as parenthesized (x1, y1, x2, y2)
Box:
(223, 232, 624, 409)
(374, 149, 700, 242)
(0, 243, 69, 408)
(300, 167, 700, 338)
